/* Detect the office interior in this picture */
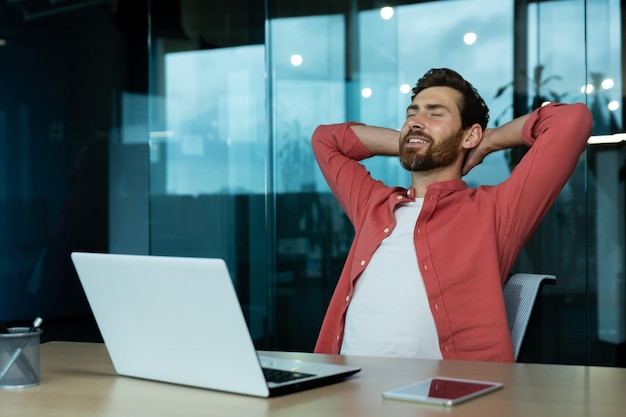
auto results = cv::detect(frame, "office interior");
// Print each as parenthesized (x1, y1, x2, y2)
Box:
(0, 0, 624, 367)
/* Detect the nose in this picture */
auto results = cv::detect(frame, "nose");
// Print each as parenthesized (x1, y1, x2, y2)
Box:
(407, 113, 424, 130)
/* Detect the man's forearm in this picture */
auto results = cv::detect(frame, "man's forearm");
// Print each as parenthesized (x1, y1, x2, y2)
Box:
(349, 125, 400, 156)
(484, 113, 530, 152)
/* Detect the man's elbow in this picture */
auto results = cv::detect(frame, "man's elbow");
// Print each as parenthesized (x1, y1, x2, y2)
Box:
(568, 102, 593, 139)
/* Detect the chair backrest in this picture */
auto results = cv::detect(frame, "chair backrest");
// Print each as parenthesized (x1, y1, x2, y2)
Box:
(503, 273, 556, 361)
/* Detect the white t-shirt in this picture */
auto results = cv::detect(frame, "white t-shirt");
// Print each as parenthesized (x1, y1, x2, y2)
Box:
(340, 199, 442, 359)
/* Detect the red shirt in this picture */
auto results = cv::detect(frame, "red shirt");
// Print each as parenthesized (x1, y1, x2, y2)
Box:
(311, 103, 592, 362)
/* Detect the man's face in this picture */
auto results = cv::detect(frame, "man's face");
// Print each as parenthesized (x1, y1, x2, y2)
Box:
(399, 86, 466, 172)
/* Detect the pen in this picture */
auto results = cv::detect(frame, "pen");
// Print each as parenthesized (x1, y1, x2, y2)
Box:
(0, 317, 44, 383)
(27, 317, 44, 333)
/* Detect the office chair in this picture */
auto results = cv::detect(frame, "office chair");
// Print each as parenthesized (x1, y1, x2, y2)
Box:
(503, 273, 556, 361)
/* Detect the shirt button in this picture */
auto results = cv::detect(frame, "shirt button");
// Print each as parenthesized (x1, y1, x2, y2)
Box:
(417, 227, 421, 235)
(360, 260, 366, 267)
(396, 195, 403, 200)
(407, 189, 411, 196)
(345, 295, 350, 303)
(384, 227, 390, 234)
(336, 335, 340, 341)
(434, 303, 439, 311)
(424, 264, 428, 270)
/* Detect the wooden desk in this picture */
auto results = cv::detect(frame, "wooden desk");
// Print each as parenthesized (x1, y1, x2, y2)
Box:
(1, 342, 624, 417)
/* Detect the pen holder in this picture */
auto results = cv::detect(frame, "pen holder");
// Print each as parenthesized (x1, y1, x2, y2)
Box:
(0, 327, 42, 389)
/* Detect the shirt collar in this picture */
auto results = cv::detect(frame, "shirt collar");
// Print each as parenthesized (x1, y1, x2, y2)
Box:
(425, 179, 468, 191)
(401, 180, 467, 201)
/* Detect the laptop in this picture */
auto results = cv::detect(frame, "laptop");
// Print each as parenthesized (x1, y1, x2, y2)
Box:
(70, 252, 360, 397)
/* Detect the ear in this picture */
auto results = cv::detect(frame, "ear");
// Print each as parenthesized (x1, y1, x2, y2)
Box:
(462, 123, 483, 150)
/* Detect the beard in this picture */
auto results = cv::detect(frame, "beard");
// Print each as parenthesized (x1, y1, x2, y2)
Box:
(399, 129, 465, 172)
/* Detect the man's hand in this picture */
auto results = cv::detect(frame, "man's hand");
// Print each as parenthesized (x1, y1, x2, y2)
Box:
(462, 114, 530, 176)
(463, 128, 495, 176)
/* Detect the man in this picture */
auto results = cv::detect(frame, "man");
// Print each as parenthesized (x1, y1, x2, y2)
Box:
(311, 68, 592, 362)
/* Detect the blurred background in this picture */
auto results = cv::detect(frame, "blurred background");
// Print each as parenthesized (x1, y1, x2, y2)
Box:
(0, 0, 624, 366)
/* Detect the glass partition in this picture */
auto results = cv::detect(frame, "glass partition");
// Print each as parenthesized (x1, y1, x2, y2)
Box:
(145, 1, 270, 344)
(584, 0, 625, 366)
(0, 0, 133, 342)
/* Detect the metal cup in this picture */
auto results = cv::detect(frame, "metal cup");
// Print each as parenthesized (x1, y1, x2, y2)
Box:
(0, 327, 42, 389)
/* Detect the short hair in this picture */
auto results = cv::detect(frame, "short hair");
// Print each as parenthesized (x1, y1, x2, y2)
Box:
(411, 68, 489, 130)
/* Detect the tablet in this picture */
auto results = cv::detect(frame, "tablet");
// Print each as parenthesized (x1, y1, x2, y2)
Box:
(382, 377, 503, 406)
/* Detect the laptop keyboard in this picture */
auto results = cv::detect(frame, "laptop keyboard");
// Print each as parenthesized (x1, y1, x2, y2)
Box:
(262, 367, 315, 384)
